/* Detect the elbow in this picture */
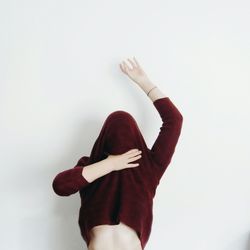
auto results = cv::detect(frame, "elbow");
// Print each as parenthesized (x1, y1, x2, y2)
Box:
(177, 112, 183, 121)
(173, 114, 183, 135)
(175, 113, 183, 127)
(52, 178, 71, 197)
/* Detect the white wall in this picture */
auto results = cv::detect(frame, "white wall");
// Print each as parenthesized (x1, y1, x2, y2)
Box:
(0, 0, 249, 250)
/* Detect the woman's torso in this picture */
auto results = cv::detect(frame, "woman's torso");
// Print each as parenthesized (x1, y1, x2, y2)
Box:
(81, 149, 157, 250)
(88, 222, 142, 250)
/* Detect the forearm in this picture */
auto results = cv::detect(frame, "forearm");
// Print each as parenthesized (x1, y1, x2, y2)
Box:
(82, 158, 114, 183)
(138, 80, 167, 102)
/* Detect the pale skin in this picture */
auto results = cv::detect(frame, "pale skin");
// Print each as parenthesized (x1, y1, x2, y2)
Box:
(82, 57, 167, 250)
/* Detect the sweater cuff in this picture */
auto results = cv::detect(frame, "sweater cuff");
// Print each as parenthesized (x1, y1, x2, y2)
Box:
(74, 166, 91, 187)
(153, 97, 169, 104)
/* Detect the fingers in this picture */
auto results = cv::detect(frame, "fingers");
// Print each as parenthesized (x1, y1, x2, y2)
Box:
(124, 148, 141, 155)
(119, 62, 128, 74)
(119, 63, 126, 74)
(124, 148, 142, 169)
(127, 163, 140, 168)
(133, 56, 140, 68)
(130, 150, 142, 157)
(127, 153, 142, 163)
(122, 61, 130, 71)
(119, 57, 139, 73)
(127, 58, 136, 69)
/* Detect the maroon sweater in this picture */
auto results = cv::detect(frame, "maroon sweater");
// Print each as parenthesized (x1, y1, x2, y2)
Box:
(52, 97, 183, 249)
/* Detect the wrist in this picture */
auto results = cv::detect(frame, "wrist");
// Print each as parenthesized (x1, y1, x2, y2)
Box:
(138, 79, 154, 88)
(139, 80, 156, 94)
(103, 158, 115, 173)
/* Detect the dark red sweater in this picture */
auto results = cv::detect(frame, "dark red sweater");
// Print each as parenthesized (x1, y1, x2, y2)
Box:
(52, 97, 183, 249)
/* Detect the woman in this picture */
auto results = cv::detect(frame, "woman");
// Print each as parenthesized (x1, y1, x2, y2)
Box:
(52, 57, 183, 250)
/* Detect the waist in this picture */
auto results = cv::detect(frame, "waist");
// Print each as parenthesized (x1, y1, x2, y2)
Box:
(89, 222, 142, 250)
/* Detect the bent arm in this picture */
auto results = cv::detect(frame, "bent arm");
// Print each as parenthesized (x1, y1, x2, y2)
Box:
(138, 81, 183, 177)
(52, 157, 114, 196)
(120, 57, 183, 177)
(151, 97, 183, 169)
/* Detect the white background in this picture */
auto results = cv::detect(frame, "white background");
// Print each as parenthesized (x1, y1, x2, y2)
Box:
(0, 0, 249, 250)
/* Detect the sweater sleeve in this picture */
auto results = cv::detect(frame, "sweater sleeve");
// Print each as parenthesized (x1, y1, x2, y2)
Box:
(150, 97, 183, 177)
(52, 156, 91, 196)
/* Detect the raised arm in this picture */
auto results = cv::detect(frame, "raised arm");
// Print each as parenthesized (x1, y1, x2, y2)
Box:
(119, 57, 183, 177)
(150, 97, 183, 169)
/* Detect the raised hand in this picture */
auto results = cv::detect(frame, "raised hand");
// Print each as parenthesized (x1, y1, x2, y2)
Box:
(119, 57, 151, 86)
(107, 148, 142, 171)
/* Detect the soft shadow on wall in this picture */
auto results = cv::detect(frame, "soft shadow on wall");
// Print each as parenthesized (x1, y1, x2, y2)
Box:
(245, 233, 250, 250)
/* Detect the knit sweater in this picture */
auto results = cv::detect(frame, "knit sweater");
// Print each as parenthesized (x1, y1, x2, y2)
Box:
(52, 97, 183, 249)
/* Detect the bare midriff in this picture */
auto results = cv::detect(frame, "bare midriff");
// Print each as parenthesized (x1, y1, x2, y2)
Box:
(88, 222, 142, 250)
